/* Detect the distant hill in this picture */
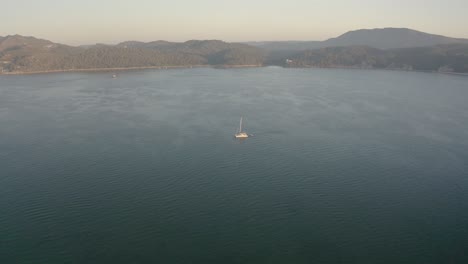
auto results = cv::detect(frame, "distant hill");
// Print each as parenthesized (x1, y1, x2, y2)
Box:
(117, 40, 174, 49)
(285, 44, 468, 73)
(0, 35, 50, 51)
(251, 28, 468, 51)
(323, 28, 468, 49)
(247, 41, 322, 51)
(286, 46, 389, 68)
(0, 35, 264, 73)
(1, 30, 468, 74)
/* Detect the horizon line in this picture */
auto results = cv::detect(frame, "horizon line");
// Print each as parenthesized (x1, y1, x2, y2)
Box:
(2, 27, 468, 47)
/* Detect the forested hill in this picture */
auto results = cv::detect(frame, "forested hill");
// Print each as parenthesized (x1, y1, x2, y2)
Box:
(1, 32, 468, 74)
(283, 44, 468, 73)
(0, 35, 264, 73)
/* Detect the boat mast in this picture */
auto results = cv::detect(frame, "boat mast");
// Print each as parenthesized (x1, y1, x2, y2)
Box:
(239, 117, 243, 133)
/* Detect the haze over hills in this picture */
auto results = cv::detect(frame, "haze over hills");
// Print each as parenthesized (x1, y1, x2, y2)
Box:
(117, 40, 174, 49)
(250, 28, 468, 51)
(1, 28, 468, 74)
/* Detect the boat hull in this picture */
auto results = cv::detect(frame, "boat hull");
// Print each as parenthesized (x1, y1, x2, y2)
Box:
(235, 132, 249, 138)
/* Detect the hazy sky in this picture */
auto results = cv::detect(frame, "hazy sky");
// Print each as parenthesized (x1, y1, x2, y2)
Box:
(1, 0, 467, 45)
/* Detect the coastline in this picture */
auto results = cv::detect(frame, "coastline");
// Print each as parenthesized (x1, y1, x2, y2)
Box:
(1, 64, 466, 76)
(284, 65, 468, 76)
(0, 64, 263, 76)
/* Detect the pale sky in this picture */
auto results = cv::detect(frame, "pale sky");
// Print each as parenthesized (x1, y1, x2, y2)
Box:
(1, 0, 467, 45)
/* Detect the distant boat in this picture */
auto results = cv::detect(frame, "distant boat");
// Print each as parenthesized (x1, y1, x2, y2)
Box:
(112, 74, 117, 78)
(235, 117, 249, 138)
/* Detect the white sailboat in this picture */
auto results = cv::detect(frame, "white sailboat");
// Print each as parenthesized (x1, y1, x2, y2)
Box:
(235, 117, 249, 138)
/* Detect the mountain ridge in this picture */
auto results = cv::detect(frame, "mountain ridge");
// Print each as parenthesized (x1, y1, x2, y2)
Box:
(1, 28, 468, 74)
(250, 28, 468, 50)
(0, 36, 264, 73)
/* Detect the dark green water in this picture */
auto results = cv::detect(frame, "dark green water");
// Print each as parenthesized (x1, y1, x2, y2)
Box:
(1, 68, 468, 264)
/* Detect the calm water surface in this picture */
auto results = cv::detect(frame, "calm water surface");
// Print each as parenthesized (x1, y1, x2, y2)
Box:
(1, 68, 468, 263)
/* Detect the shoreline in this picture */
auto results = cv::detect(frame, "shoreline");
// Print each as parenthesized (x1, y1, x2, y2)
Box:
(1, 64, 466, 77)
(284, 65, 468, 76)
(0, 64, 262, 76)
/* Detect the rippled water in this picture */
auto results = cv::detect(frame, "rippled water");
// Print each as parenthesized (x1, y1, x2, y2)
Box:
(1, 68, 468, 263)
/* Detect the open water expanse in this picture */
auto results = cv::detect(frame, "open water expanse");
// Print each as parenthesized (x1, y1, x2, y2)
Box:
(1, 67, 468, 263)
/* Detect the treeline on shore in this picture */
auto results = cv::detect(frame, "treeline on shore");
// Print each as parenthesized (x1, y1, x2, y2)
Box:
(0, 37, 265, 73)
(1, 34, 467, 74)
(282, 44, 468, 73)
